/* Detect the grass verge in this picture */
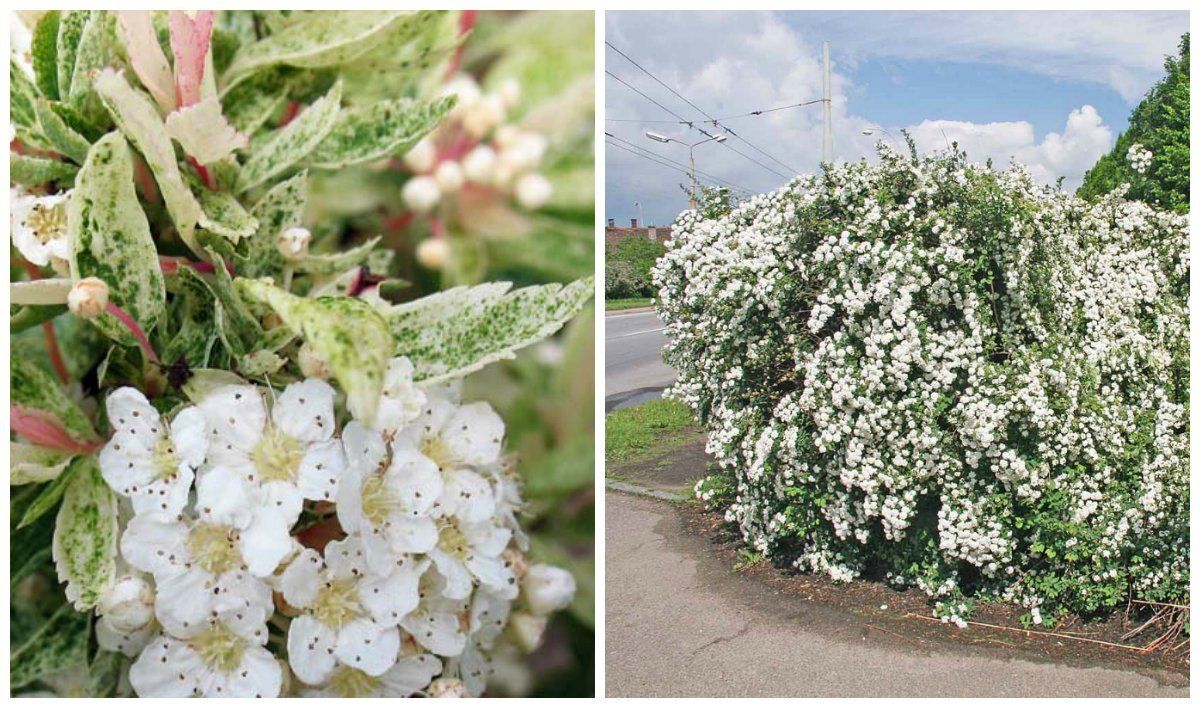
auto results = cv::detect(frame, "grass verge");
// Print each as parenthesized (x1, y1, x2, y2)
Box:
(605, 398, 700, 464)
(605, 297, 653, 311)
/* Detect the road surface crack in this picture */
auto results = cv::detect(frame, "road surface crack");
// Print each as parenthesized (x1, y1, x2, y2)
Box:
(689, 622, 751, 656)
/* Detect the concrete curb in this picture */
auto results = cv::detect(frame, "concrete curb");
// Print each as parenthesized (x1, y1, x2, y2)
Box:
(606, 478, 688, 502)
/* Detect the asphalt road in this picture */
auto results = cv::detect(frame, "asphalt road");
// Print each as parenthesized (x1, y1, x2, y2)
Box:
(604, 309, 676, 407)
(606, 492, 1188, 698)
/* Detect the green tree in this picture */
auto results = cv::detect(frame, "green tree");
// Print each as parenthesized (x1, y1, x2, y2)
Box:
(1078, 34, 1189, 212)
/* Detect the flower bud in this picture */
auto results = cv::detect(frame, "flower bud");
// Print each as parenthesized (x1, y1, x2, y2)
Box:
(278, 226, 311, 260)
(499, 133, 547, 174)
(493, 124, 520, 149)
(403, 137, 437, 174)
(297, 342, 331, 379)
(509, 611, 548, 653)
(434, 160, 465, 194)
(98, 575, 154, 633)
(462, 145, 497, 184)
(462, 95, 505, 138)
(522, 564, 575, 615)
(442, 74, 482, 115)
(416, 238, 449, 270)
(428, 677, 469, 698)
(68, 277, 109, 320)
(498, 77, 521, 109)
(402, 175, 442, 213)
(515, 173, 552, 211)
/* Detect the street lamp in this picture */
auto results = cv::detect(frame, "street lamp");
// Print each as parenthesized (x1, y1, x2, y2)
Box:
(644, 131, 726, 209)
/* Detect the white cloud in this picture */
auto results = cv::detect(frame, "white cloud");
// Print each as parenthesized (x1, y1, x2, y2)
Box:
(905, 105, 1112, 190)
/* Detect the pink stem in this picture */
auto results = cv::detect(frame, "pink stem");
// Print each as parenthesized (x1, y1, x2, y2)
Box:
(10, 406, 102, 454)
(42, 322, 70, 384)
(159, 255, 217, 274)
(444, 10, 478, 79)
(106, 302, 159, 364)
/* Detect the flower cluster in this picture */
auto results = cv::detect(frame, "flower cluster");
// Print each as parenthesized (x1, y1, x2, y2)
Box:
(654, 145, 1188, 623)
(1126, 142, 1153, 174)
(93, 358, 574, 697)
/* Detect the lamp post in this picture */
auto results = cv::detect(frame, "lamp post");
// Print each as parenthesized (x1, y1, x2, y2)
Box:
(634, 200, 643, 228)
(645, 131, 726, 210)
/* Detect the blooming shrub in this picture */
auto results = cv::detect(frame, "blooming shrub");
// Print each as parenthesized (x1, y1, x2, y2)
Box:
(10, 10, 590, 697)
(654, 144, 1189, 626)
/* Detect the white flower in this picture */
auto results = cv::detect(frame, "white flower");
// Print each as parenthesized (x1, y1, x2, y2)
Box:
(197, 380, 346, 524)
(403, 136, 437, 173)
(99, 387, 208, 516)
(434, 160, 465, 194)
(119, 467, 286, 633)
(128, 604, 280, 697)
(514, 173, 552, 210)
(11, 189, 71, 266)
(416, 238, 449, 270)
(374, 356, 426, 435)
(428, 517, 517, 601)
(298, 654, 442, 698)
(281, 537, 409, 685)
(521, 564, 575, 615)
(497, 77, 521, 109)
(337, 421, 443, 573)
(428, 677, 469, 698)
(97, 615, 156, 658)
(402, 175, 441, 213)
(399, 573, 469, 657)
(461, 145, 497, 184)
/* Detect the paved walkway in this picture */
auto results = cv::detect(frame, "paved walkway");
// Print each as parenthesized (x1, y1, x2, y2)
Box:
(605, 491, 1188, 698)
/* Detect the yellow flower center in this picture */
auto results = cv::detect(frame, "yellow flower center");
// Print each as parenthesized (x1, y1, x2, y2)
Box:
(191, 624, 247, 674)
(25, 200, 68, 245)
(327, 665, 382, 697)
(437, 519, 470, 560)
(420, 435, 453, 471)
(152, 436, 180, 481)
(311, 577, 360, 629)
(252, 424, 304, 483)
(360, 473, 399, 527)
(187, 522, 241, 575)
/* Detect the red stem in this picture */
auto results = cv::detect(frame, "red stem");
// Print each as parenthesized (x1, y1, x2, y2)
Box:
(42, 322, 71, 384)
(278, 101, 301, 128)
(188, 156, 216, 190)
(445, 10, 478, 79)
(106, 302, 159, 364)
(159, 255, 217, 275)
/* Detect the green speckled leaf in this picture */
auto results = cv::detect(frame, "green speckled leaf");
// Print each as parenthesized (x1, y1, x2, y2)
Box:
(238, 278, 390, 423)
(53, 456, 118, 611)
(67, 11, 116, 102)
(94, 69, 204, 254)
(239, 171, 308, 278)
(297, 236, 381, 275)
(221, 67, 294, 135)
(17, 460, 77, 530)
(339, 11, 460, 102)
(236, 80, 341, 193)
(55, 11, 92, 104)
(11, 58, 38, 129)
(383, 278, 594, 383)
(11, 443, 76, 485)
(222, 11, 409, 84)
(31, 11, 61, 100)
(196, 188, 258, 243)
(11, 357, 100, 443)
(161, 268, 218, 368)
(67, 131, 167, 347)
(307, 95, 454, 169)
(11, 155, 78, 187)
(10, 601, 90, 690)
(34, 98, 91, 164)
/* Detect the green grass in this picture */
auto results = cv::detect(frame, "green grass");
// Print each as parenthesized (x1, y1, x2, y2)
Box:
(605, 399, 699, 464)
(605, 297, 653, 311)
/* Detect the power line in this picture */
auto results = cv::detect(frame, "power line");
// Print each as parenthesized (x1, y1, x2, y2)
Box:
(604, 40, 801, 177)
(605, 140, 751, 198)
(605, 41, 800, 177)
(708, 98, 827, 121)
(604, 133, 753, 194)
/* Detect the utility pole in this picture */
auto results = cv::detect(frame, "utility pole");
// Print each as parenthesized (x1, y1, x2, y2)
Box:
(634, 201, 643, 226)
(688, 150, 697, 210)
(822, 41, 832, 164)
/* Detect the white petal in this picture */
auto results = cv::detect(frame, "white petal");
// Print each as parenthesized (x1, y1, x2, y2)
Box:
(120, 512, 188, 576)
(105, 388, 162, 450)
(195, 466, 254, 527)
(259, 479, 303, 523)
(386, 516, 439, 555)
(197, 385, 266, 455)
(441, 401, 504, 466)
(129, 636, 205, 697)
(155, 566, 217, 635)
(387, 444, 443, 517)
(213, 573, 273, 633)
(466, 554, 518, 599)
(169, 406, 209, 467)
(324, 536, 368, 580)
(359, 526, 397, 575)
(221, 644, 282, 697)
(464, 521, 512, 557)
(334, 463, 367, 536)
(279, 548, 323, 609)
(287, 615, 337, 685)
(440, 468, 495, 523)
(239, 509, 292, 577)
(333, 619, 400, 677)
(401, 610, 467, 656)
(342, 420, 386, 472)
(431, 549, 473, 600)
(126, 466, 194, 517)
(469, 589, 512, 647)
(459, 643, 491, 697)
(360, 557, 428, 625)
(96, 616, 154, 657)
(98, 443, 154, 497)
(272, 379, 336, 442)
(295, 439, 345, 503)
(380, 654, 442, 696)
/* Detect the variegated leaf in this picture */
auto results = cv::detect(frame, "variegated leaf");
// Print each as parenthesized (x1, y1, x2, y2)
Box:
(94, 68, 205, 255)
(165, 95, 248, 165)
(55, 11, 92, 104)
(307, 95, 454, 169)
(34, 98, 91, 164)
(196, 187, 257, 244)
(67, 10, 117, 103)
(235, 80, 341, 193)
(10, 155, 78, 187)
(10, 601, 90, 690)
(11, 357, 100, 444)
(115, 10, 175, 113)
(237, 278, 391, 424)
(53, 456, 119, 611)
(383, 278, 594, 383)
(31, 11, 61, 100)
(220, 67, 294, 135)
(11, 443, 76, 485)
(67, 131, 167, 347)
(239, 171, 308, 278)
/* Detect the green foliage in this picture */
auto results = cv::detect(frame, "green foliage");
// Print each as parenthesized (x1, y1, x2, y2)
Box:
(604, 235, 664, 299)
(604, 399, 699, 464)
(52, 457, 118, 611)
(1078, 34, 1189, 212)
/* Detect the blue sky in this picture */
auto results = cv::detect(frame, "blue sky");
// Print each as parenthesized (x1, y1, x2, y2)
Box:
(606, 11, 1189, 227)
